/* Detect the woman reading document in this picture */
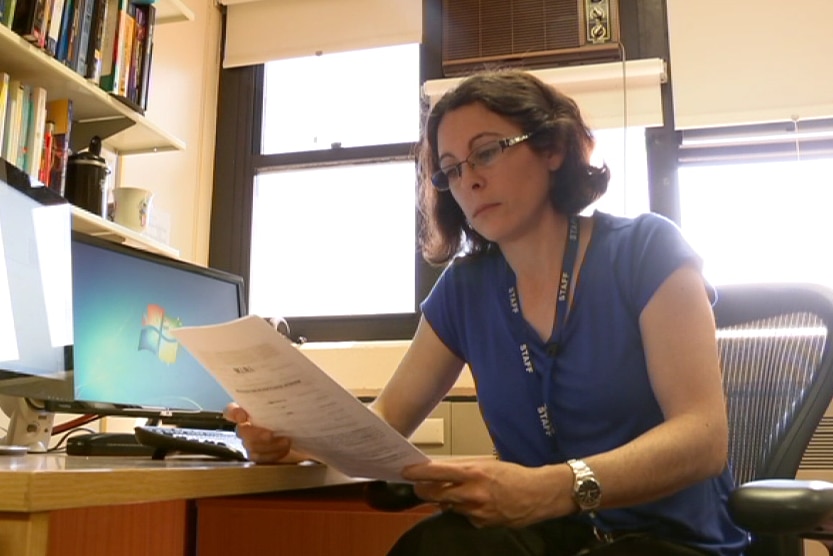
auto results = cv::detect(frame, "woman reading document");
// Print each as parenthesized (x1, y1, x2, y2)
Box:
(225, 69, 748, 555)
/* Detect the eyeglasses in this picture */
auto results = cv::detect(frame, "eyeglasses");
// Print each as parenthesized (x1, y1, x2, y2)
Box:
(431, 132, 534, 191)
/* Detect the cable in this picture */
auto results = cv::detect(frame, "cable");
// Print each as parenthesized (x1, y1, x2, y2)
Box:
(52, 414, 102, 435)
(616, 41, 629, 215)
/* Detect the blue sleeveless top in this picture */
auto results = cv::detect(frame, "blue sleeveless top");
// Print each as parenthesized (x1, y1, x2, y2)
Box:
(421, 211, 748, 555)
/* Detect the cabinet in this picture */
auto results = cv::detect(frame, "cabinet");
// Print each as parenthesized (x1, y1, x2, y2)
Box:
(414, 400, 495, 457)
(0, 0, 193, 257)
(47, 500, 191, 556)
(196, 484, 435, 556)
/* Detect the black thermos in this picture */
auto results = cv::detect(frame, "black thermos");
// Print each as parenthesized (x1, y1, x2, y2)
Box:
(65, 136, 110, 217)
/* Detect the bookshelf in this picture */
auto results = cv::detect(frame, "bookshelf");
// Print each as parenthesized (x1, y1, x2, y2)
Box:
(0, 7, 188, 155)
(72, 205, 180, 258)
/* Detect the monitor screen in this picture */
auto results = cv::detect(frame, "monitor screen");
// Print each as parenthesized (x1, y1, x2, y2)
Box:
(68, 233, 244, 415)
(0, 159, 73, 395)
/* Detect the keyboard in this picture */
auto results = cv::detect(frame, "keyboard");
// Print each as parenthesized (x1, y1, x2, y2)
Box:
(134, 425, 248, 461)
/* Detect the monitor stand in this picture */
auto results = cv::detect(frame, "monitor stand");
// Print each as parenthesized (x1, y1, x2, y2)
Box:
(0, 395, 55, 452)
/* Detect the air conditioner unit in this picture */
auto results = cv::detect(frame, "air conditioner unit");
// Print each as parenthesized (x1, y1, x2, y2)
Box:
(442, 0, 622, 77)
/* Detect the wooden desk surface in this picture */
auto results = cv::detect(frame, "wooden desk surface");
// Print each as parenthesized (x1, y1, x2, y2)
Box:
(0, 454, 354, 513)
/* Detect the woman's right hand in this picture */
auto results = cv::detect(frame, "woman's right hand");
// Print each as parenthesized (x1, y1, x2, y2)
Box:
(223, 403, 293, 464)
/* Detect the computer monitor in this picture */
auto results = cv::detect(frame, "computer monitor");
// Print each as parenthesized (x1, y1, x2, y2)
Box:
(42, 232, 245, 425)
(1, 159, 247, 450)
(0, 159, 74, 448)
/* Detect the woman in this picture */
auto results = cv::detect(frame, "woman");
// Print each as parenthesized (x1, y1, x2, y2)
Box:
(226, 70, 748, 555)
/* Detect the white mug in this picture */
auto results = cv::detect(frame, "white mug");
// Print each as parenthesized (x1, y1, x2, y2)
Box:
(113, 187, 154, 233)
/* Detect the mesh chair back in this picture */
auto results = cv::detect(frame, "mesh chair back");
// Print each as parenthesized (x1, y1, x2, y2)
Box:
(714, 284, 833, 487)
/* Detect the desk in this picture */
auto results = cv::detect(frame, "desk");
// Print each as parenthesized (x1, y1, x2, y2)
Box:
(0, 453, 355, 556)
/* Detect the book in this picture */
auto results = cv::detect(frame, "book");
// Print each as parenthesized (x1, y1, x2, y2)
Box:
(63, 0, 83, 69)
(2, 79, 25, 166)
(44, 0, 65, 55)
(0, 72, 8, 156)
(127, 0, 144, 101)
(11, 0, 41, 44)
(0, 0, 16, 27)
(12, 0, 49, 46)
(135, 1, 153, 110)
(98, 0, 126, 93)
(45, 97, 72, 195)
(71, 0, 94, 76)
(54, 0, 74, 63)
(171, 315, 429, 482)
(39, 120, 54, 186)
(115, 3, 134, 97)
(24, 86, 47, 180)
(30, 0, 49, 46)
(16, 82, 31, 170)
(84, 0, 107, 82)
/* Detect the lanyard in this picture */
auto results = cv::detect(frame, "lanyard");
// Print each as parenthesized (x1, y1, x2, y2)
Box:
(540, 215, 580, 439)
(553, 215, 581, 339)
(504, 215, 581, 447)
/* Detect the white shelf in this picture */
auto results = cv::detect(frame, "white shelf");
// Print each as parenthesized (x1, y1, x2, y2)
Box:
(72, 206, 180, 259)
(0, 21, 186, 155)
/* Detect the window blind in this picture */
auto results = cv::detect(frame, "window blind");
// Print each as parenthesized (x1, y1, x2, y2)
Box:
(222, 0, 422, 69)
(422, 58, 667, 131)
(667, 0, 833, 130)
(678, 118, 833, 165)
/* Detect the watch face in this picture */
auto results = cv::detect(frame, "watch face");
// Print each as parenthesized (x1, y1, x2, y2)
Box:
(577, 478, 601, 507)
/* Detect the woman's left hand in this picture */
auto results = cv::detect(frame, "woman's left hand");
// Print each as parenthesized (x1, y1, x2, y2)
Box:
(401, 458, 567, 528)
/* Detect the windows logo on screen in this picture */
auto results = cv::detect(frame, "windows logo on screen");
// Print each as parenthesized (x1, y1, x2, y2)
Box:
(138, 304, 182, 364)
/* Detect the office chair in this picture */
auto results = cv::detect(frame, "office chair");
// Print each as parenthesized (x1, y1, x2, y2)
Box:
(717, 283, 833, 556)
(364, 283, 833, 556)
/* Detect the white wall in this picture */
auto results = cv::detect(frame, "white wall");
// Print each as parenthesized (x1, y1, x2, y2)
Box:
(117, 0, 222, 265)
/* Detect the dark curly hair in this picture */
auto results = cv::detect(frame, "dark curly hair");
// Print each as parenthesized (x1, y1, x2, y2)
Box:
(417, 69, 610, 265)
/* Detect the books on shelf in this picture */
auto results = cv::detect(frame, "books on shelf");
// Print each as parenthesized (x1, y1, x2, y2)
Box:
(0, 68, 74, 188)
(3, 0, 158, 112)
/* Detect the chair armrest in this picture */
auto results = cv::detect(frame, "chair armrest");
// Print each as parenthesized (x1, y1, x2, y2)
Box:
(729, 479, 833, 536)
(363, 481, 423, 512)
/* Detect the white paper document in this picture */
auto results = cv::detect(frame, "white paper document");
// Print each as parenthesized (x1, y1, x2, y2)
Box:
(171, 315, 429, 481)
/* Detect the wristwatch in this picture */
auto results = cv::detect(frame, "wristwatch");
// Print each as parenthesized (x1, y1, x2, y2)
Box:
(566, 459, 602, 513)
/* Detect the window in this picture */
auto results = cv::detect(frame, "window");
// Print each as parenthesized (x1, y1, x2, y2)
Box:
(250, 161, 417, 319)
(585, 127, 650, 218)
(241, 43, 424, 341)
(677, 120, 833, 288)
(680, 158, 833, 287)
(260, 44, 420, 154)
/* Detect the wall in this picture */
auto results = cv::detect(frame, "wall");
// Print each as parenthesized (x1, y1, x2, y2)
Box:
(117, 0, 222, 265)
